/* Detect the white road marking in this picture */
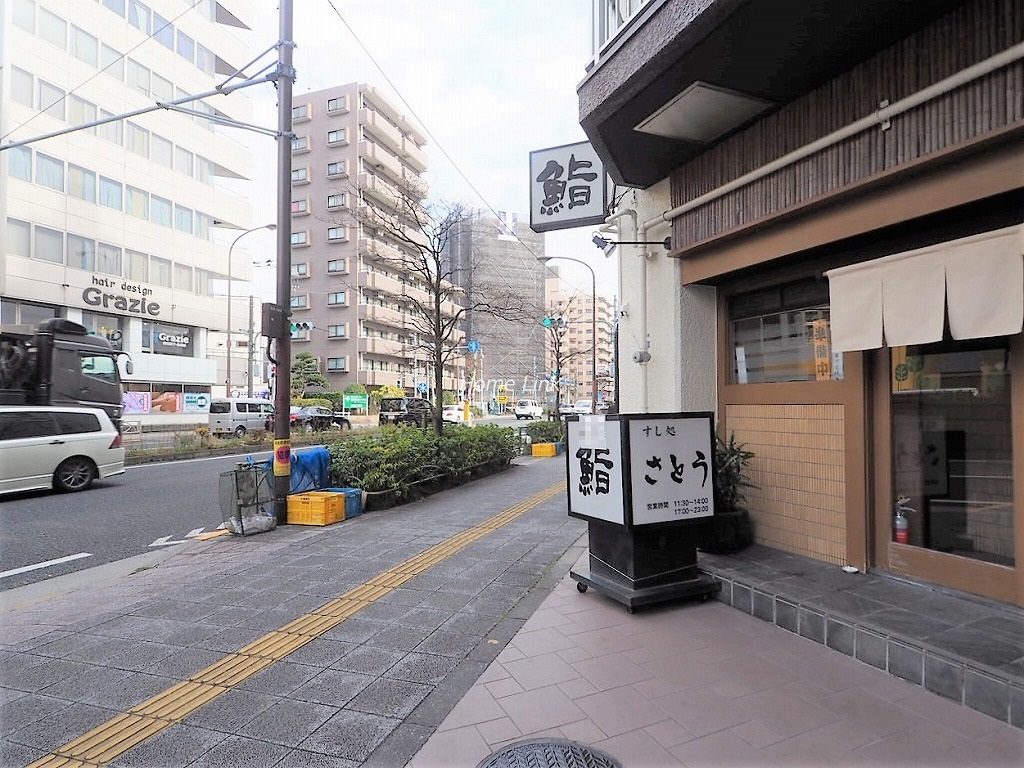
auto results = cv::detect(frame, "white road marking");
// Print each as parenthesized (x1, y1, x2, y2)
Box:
(148, 536, 189, 547)
(0, 552, 92, 579)
(185, 528, 206, 538)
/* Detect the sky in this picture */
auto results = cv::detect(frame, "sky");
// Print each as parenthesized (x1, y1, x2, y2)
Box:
(241, 0, 617, 301)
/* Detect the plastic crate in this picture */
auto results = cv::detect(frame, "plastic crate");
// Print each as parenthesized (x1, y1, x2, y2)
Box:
(287, 491, 345, 526)
(320, 487, 363, 517)
(532, 443, 558, 458)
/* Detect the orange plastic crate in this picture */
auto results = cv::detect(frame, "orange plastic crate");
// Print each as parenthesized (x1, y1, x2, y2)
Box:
(531, 443, 558, 458)
(287, 491, 346, 526)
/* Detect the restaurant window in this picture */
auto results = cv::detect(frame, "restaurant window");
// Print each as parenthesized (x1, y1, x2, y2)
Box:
(729, 278, 841, 384)
(891, 336, 1014, 566)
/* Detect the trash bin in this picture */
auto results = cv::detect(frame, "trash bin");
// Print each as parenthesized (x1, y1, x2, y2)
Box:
(219, 458, 275, 535)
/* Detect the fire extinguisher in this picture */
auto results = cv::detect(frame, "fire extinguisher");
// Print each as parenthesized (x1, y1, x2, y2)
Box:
(894, 496, 913, 544)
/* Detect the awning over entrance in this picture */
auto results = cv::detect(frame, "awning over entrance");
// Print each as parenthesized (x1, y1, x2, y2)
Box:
(826, 225, 1024, 353)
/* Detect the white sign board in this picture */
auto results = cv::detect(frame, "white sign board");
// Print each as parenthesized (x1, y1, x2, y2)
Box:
(628, 416, 715, 525)
(529, 141, 608, 233)
(566, 419, 625, 525)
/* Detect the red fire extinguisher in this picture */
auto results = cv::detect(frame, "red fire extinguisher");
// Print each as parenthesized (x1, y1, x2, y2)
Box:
(894, 496, 913, 544)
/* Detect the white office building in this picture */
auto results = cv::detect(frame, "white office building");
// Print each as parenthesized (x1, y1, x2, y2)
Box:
(1, 0, 259, 424)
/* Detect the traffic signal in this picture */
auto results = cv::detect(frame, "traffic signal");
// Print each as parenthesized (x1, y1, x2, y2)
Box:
(290, 321, 312, 334)
(542, 317, 553, 327)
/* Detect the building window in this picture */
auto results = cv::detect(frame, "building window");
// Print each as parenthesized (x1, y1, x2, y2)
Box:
(291, 263, 309, 278)
(327, 227, 348, 242)
(176, 30, 195, 63)
(102, 0, 126, 17)
(151, 73, 173, 101)
(126, 59, 150, 95)
(196, 44, 214, 75)
(291, 167, 309, 183)
(290, 231, 308, 246)
(290, 199, 309, 215)
(151, 134, 173, 167)
(327, 291, 347, 306)
(11, 67, 33, 106)
(68, 165, 96, 202)
(327, 357, 347, 372)
(6, 219, 31, 257)
(290, 294, 308, 309)
(327, 324, 347, 338)
(327, 128, 347, 144)
(175, 147, 194, 176)
(196, 156, 214, 185)
(13, 0, 34, 31)
(67, 235, 96, 271)
(291, 136, 309, 152)
(891, 337, 1014, 565)
(35, 226, 64, 264)
(327, 193, 346, 208)
(153, 12, 173, 48)
(98, 109, 122, 144)
(9, 146, 31, 181)
(126, 122, 150, 157)
(100, 44, 124, 80)
(126, 250, 148, 281)
(97, 243, 122, 276)
(126, 186, 148, 219)
(729, 278, 840, 384)
(68, 96, 97, 134)
(38, 7, 66, 48)
(70, 26, 99, 66)
(37, 80, 64, 119)
(174, 205, 194, 233)
(327, 258, 347, 274)
(326, 160, 347, 177)
(35, 153, 64, 191)
(292, 103, 310, 121)
(174, 263, 192, 291)
(327, 95, 348, 112)
(99, 176, 123, 210)
(151, 256, 171, 287)
(128, 0, 150, 33)
(151, 196, 172, 227)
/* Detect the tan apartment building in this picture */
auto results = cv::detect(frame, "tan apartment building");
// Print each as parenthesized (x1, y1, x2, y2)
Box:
(545, 270, 615, 407)
(289, 83, 465, 396)
(579, 0, 1023, 608)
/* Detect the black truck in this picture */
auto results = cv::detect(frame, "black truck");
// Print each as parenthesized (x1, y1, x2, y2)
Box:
(0, 318, 130, 429)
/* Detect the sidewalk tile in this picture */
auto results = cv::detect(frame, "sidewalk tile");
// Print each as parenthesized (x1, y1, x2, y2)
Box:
(237, 699, 338, 746)
(670, 729, 780, 768)
(185, 733, 291, 768)
(594, 728, 685, 767)
(504, 651, 580, 691)
(475, 716, 521, 745)
(106, 723, 226, 768)
(289, 668, 375, 707)
(408, 726, 492, 768)
(575, 685, 670, 738)
(654, 685, 749, 738)
(296, 710, 400, 761)
(763, 729, 878, 767)
(348, 678, 432, 719)
(435, 685, 506, 731)
(496, 684, 587, 734)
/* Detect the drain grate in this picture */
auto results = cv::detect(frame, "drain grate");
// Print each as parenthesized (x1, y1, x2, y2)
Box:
(477, 738, 622, 768)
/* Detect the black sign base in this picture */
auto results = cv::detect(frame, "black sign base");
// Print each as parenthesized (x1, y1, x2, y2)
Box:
(570, 520, 720, 612)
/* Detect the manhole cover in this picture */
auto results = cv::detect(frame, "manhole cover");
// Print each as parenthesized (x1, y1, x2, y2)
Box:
(477, 738, 622, 768)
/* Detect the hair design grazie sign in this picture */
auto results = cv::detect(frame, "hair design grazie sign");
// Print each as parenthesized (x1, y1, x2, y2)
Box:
(82, 276, 161, 317)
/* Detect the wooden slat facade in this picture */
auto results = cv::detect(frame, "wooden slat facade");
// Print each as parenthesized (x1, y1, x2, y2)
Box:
(670, 0, 1024, 252)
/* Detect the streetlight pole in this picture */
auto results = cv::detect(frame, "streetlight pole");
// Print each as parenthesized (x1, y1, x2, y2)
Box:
(537, 256, 599, 408)
(226, 223, 276, 395)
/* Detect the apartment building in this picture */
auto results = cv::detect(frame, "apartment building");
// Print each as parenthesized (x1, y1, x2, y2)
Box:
(0, 0, 258, 422)
(544, 270, 614, 407)
(444, 209, 547, 402)
(579, 0, 1023, 606)
(289, 83, 466, 397)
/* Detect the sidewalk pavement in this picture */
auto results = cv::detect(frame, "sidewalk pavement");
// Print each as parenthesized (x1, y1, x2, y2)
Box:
(3, 457, 1022, 768)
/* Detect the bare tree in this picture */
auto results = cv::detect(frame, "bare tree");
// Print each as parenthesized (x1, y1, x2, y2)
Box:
(354, 176, 527, 435)
(542, 299, 589, 417)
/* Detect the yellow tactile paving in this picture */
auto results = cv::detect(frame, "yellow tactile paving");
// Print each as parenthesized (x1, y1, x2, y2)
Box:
(27, 480, 565, 767)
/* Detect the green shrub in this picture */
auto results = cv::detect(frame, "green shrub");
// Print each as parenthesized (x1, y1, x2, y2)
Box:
(523, 420, 565, 444)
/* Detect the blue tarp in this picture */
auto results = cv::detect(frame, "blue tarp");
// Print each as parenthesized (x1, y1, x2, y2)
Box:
(258, 446, 331, 494)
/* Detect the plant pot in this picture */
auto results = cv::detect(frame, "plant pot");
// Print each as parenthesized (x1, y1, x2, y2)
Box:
(696, 508, 753, 554)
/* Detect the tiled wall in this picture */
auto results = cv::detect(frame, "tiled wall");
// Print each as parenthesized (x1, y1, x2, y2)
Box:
(724, 404, 847, 564)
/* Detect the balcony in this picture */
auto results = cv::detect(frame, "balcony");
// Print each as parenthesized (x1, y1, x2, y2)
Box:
(359, 108, 403, 153)
(361, 336, 404, 356)
(579, 0, 967, 187)
(360, 269, 404, 296)
(400, 137, 428, 172)
(358, 172, 399, 205)
(359, 140, 404, 180)
(359, 302, 406, 328)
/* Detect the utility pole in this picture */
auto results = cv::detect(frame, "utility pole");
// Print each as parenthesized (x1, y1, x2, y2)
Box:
(247, 295, 255, 397)
(272, 0, 295, 525)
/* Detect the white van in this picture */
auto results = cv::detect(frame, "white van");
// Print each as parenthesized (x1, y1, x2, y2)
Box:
(209, 397, 274, 437)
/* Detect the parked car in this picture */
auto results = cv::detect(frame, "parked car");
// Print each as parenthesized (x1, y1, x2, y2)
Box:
(514, 399, 543, 420)
(0, 406, 125, 495)
(558, 402, 575, 416)
(289, 406, 350, 432)
(573, 399, 594, 414)
(378, 397, 433, 427)
(442, 404, 464, 423)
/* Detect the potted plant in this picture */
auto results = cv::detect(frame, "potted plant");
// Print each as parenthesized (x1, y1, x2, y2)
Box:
(697, 430, 755, 554)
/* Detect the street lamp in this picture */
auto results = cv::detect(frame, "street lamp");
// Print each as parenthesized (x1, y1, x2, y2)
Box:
(226, 224, 276, 395)
(537, 256, 598, 408)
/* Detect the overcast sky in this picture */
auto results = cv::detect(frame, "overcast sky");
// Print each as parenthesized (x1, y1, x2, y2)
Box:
(243, 0, 617, 301)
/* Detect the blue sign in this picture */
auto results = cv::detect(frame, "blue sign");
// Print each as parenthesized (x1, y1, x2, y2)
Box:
(417, 382, 428, 394)
(467, 340, 481, 353)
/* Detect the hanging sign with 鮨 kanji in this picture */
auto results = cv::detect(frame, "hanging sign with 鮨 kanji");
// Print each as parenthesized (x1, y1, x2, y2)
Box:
(529, 141, 608, 233)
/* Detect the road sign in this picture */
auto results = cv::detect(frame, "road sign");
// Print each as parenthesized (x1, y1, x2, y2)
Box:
(467, 339, 481, 353)
(342, 393, 369, 410)
(417, 382, 428, 394)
